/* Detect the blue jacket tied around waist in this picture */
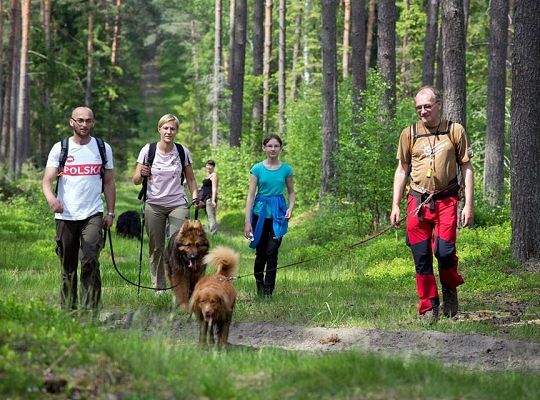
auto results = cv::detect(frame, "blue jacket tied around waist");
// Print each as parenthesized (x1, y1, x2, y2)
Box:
(249, 194, 288, 249)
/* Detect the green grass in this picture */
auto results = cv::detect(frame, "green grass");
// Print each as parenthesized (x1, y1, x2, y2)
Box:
(1, 180, 539, 399)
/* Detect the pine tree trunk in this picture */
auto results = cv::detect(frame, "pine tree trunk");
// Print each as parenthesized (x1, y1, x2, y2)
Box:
(510, 0, 540, 261)
(111, 0, 122, 66)
(229, 0, 247, 147)
(0, 0, 4, 138)
(365, 0, 376, 71)
(377, 0, 396, 118)
(350, 0, 366, 118)
(441, 0, 466, 125)
(227, 0, 235, 88)
(85, 0, 95, 107)
(484, 0, 508, 206)
(342, 0, 350, 79)
(435, 10, 443, 91)
(8, 0, 20, 176)
(320, 0, 338, 200)
(278, 0, 286, 136)
(251, 0, 264, 139)
(262, 0, 273, 135)
(422, 0, 438, 86)
(212, 0, 223, 148)
(15, 0, 30, 177)
(289, 3, 302, 100)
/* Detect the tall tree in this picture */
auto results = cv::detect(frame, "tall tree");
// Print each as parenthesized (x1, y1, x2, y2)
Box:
(484, 0, 509, 206)
(320, 0, 338, 199)
(510, 0, 540, 261)
(227, 0, 235, 87)
(289, 2, 303, 100)
(212, 0, 223, 148)
(85, 0, 95, 107)
(7, 0, 20, 173)
(110, 0, 122, 66)
(0, 0, 4, 134)
(435, 9, 443, 91)
(422, 0, 439, 86)
(278, 0, 286, 136)
(365, 0, 376, 71)
(15, 0, 30, 177)
(229, 0, 247, 147)
(251, 0, 264, 138)
(441, 0, 466, 125)
(262, 0, 272, 135)
(1, 0, 17, 164)
(350, 0, 366, 112)
(377, 0, 396, 117)
(342, 0, 350, 79)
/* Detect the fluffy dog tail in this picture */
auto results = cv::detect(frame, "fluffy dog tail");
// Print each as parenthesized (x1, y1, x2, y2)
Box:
(203, 246, 239, 278)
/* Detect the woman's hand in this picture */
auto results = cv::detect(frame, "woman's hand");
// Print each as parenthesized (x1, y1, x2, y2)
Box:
(285, 208, 293, 219)
(244, 222, 253, 240)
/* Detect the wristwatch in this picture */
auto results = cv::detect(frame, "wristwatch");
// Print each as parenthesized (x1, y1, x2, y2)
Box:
(107, 211, 115, 218)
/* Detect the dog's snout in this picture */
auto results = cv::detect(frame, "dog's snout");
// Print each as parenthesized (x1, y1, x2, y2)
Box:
(188, 253, 198, 260)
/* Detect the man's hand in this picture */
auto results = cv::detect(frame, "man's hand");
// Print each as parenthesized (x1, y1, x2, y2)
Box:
(390, 204, 401, 227)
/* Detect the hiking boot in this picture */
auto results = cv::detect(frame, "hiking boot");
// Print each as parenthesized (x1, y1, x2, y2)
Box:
(420, 307, 439, 324)
(442, 285, 458, 317)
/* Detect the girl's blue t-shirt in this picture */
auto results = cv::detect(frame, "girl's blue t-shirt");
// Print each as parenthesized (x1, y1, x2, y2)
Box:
(251, 161, 293, 218)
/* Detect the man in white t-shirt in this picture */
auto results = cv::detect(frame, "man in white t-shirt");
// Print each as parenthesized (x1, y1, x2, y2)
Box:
(42, 106, 116, 312)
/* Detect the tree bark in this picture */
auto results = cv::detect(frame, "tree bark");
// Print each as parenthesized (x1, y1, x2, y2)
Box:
(262, 0, 273, 135)
(441, 0, 466, 126)
(85, 0, 95, 107)
(377, 0, 396, 118)
(278, 0, 286, 136)
(320, 0, 338, 200)
(342, 0, 350, 79)
(289, 2, 302, 100)
(351, 0, 366, 118)
(110, 0, 122, 66)
(422, 0, 439, 86)
(510, 0, 540, 261)
(7, 0, 20, 174)
(251, 0, 264, 138)
(212, 0, 223, 148)
(229, 0, 247, 147)
(227, 0, 235, 87)
(484, 0, 509, 206)
(365, 0, 376, 71)
(15, 0, 30, 177)
(435, 6, 443, 91)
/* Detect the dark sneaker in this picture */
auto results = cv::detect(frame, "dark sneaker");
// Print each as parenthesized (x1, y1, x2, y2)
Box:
(442, 285, 458, 317)
(420, 307, 439, 324)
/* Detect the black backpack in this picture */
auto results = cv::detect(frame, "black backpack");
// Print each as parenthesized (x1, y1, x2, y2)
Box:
(137, 142, 186, 202)
(56, 137, 107, 195)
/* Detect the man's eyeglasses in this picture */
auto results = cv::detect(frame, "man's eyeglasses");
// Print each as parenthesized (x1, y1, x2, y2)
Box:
(71, 118, 94, 125)
(415, 101, 439, 112)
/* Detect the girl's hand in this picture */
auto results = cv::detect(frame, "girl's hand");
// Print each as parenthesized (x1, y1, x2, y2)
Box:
(244, 222, 253, 240)
(285, 208, 293, 219)
(211, 200, 217, 208)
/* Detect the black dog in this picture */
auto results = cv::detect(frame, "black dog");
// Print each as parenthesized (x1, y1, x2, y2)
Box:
(116, 210, 142, 239)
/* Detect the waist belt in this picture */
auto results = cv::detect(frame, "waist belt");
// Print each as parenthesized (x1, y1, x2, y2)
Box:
(408, 178, 459, 221)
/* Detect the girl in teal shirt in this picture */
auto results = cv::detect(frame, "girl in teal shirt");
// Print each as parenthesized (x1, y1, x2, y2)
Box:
(244, 134, 296, 298)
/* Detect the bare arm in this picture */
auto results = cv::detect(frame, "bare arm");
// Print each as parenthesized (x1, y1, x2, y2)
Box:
(390, 161, 409, 226)
(184, 164, 199, 203)
(103, 168, 116, 229)
(244, 174, 258, 239)
(210, 172, 218, 207)
(285, 175, 296, 219)
(42, 167, 63, 213)
(460, 161, 474, 227)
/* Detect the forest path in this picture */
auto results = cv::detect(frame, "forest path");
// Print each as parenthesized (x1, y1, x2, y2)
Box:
(101, 311, 540, 372)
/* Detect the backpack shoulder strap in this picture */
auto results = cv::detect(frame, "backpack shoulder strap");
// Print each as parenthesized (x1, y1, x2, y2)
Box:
(146, 142, 157, 166)
(408, 122, 417, 156)
(174, 143, 186, 185)
(94, 137, 107, 166)
(55, 138, 70, 195)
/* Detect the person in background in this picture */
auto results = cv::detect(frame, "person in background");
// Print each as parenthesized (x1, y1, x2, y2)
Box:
(132, 114, 199, 293)
(390, 86, 474, 323)
(198, 160, 218, 234)
(244, 134, 295, 298)
(42, 106, 116, 312)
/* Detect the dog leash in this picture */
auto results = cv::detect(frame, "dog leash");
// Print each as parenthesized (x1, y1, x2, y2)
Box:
(231, 192, 436, 281)
(104, 228, 181, 291)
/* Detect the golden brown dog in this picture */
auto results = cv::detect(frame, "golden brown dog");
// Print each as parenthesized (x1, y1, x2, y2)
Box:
(165, 219, 210, 311)
(189, 246, 239, 348)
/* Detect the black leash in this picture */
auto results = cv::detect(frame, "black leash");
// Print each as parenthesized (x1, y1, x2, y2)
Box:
(137, 202, 145, 296)
(231, 193, 437, 281)
(104, 227, 180, 291)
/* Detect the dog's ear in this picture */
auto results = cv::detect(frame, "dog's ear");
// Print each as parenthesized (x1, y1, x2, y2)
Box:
(179, 219, 191, 234)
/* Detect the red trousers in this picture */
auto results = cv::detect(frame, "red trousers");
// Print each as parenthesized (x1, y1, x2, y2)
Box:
(406, 194, 464, 314)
